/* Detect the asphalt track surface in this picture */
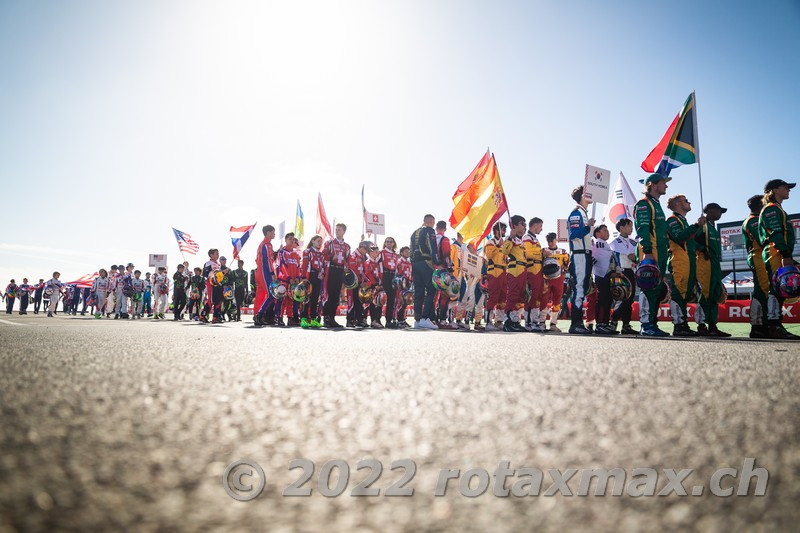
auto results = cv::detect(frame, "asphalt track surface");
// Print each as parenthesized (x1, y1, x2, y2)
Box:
(1, 313, 799, 532)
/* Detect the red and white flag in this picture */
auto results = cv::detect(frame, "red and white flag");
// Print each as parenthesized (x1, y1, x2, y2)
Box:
(67, 272, 98, 289)
(172, 227, 200, 255)
(604, 172, 637, 233)
(316, 193, 332, 240)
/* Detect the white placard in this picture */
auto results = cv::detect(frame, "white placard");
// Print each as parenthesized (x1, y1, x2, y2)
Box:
(460, 248, 484, 278)
(365, 212, 386, 235)
(557, 219, 569, 242)
(149, 254, 167, 268)
(583, 164, 612, 205)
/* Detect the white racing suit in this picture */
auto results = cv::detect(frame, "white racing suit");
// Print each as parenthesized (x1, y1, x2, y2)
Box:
(154, 274, 170, 316)
(91, 276, 109, 315)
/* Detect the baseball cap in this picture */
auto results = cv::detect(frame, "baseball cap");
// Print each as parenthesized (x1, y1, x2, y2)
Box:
(220, 256, 227, 261)
(764, 179, 796, 193)
(703, 202, 728, 214)
(638, 173, 672, 184)
(127, 262, 134, 268)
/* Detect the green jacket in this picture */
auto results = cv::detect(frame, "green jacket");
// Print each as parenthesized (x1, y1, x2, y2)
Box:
(666, 213, 699, 270)
(742, 214, 763, 268)
(759, 202, 795, 258)
(232, 269, 249, 289)
(695, 222, 722, 273)
(634, 194, 668, 258)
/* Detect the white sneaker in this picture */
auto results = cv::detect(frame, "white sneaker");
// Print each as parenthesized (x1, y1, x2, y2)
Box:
(420, 318, 439, 329)
(413, 320, 423, 329)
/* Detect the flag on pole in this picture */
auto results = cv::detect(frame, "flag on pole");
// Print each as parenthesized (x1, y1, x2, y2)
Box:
(361, 184, 370, 237)
(449, 153, 508, 246)
(641, 92, 698, 176)
(230, 222, 257, 260)
(172, 227, 200, 255)
(604, 172, 637, 228)
(294, 201, 304, 239)
(316, 193, 332, 240)
(452, 148, 491, 206)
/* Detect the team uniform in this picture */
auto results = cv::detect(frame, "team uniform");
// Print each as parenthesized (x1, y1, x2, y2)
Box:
(540, 245, 570, 330)
(522, 231, 545, 330)
(502, 235, 528, 330)
(153, 272, 170, 319)
(115, 271, 132, 318)
(321, 238, 351, 325)
(46, 278, 64, 316)
(301, 247, 325, 325)
(694, 222, 723, 328)
(4, 283, 17, 314)
(17, 283, 31, 314)
(633, 194, 668, 328)
(609, 235, 637, 331)
(346, 249, 367, 327)
(33, 283, 44, 314)
(586, 237, 617, 332)
(173, 271, 188, 320)
(743, 213, 769, 329)
(567, 204, 593, 329)
(759, 201, 795, 330)
(254, 237, 277, 325)
(395, 255, 413, 326)
(434, 233, 452, 324)
(484, 237, 508, 327)
(364, 255, 384, 326)
(276, 248, 302, 324)
(410, 225, 439, 324)
(131, 277, 146, 318)
(142, 278, 153, 316)
(666, 214, 701, 328)
(91, 276, 110, 318)
(380, 248, 400, 326)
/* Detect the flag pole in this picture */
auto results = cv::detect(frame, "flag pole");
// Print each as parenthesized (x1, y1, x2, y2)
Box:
(692, 90, 704, 208)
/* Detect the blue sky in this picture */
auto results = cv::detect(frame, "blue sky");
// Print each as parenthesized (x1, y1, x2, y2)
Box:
(1, 0, 798, 284)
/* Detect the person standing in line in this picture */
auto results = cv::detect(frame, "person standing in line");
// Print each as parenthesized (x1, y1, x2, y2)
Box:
(33, 279, 45, 314)
(502, 215, 528, 332)
(46, 272, 64, 317)
(743, 195, 769, 338)
(345, 240, 370, 328)
(694, 203, 731, 337)
(567, 185, 596, 335)
(380, 237, 400, 329)
(540, 232, 570, 332)
(321, 223, 350, 328)
(231, 259, 249, 322)
(409, 214, 440, 330)
(633, 174, 671, 337)
(665, 195, 705, 336)
(484, 221, 508, 331)
(522, 217, 545, 332)
(395, 246, 413, 328)
(187, 267, 205, 320)
(17, 278, 31, 315)
(91, 269, 109, 319)
(589, 225, 618, 335)
(254, 226, 277, 327)
(608, 219, 638, 335)
(172, 263, 188, 321)
(153, 266, 170, 320)
(4, 279, 17, 314)
(142, 272, 153, 317)
(758, 179, 800, 339)
(131, 270, 146, 318)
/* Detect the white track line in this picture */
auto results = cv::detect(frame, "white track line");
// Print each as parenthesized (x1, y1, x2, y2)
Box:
(0, 319, 31, 326)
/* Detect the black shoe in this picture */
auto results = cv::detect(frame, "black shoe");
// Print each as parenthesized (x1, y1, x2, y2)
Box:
(357, 320, 369, 328)
(749, 325, 768, 339)
(709, 324, 732, 338)
(620, 324, 638, 335)
(673, 323, 698, 337)
(47, 312, 53, 317)
(595, 324, 618, 335)
(325, 317, 343, 329)
(503, 319, 522, 332)
(769, 325, 800, 340)
(696, 323, 711, 336)
(386, 320, 398, 329)
(568, 324, 593, 335)
(586, 324, 594, 333)
(346, 320, 356, 328)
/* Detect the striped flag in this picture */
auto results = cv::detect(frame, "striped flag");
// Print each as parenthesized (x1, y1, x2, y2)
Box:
(67, 272, 98, 289)
(316, 193, 332, 240)
(449, 152, 508, 247)
(230, 222, 257, 260)
(641, 92, 698, 176)
(294, 201, 304, 240)
(172, 227, 200, 255)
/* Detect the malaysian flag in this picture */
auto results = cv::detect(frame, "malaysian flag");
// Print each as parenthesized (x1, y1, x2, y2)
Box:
(172, 227, 200, 255)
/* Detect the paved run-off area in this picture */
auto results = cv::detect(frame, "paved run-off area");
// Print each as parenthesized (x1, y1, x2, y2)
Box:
(1, 314, 799, 532)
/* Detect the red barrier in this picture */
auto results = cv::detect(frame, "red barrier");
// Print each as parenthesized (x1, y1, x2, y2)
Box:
(630, 300, 800, 323)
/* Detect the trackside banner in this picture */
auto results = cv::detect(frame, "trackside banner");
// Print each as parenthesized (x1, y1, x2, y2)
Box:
(630, 300, 800, 323)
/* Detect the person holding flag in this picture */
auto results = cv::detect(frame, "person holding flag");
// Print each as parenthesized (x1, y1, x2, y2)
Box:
(633, 174, 670, 337)
(254, 225, 277, 327)
(665, 194, 705, 336)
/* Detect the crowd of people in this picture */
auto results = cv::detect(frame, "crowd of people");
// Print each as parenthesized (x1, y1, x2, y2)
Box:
(4, 177, 798, 339)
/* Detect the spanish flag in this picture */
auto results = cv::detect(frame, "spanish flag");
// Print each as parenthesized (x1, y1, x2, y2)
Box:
(449, 152, 508, 246)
